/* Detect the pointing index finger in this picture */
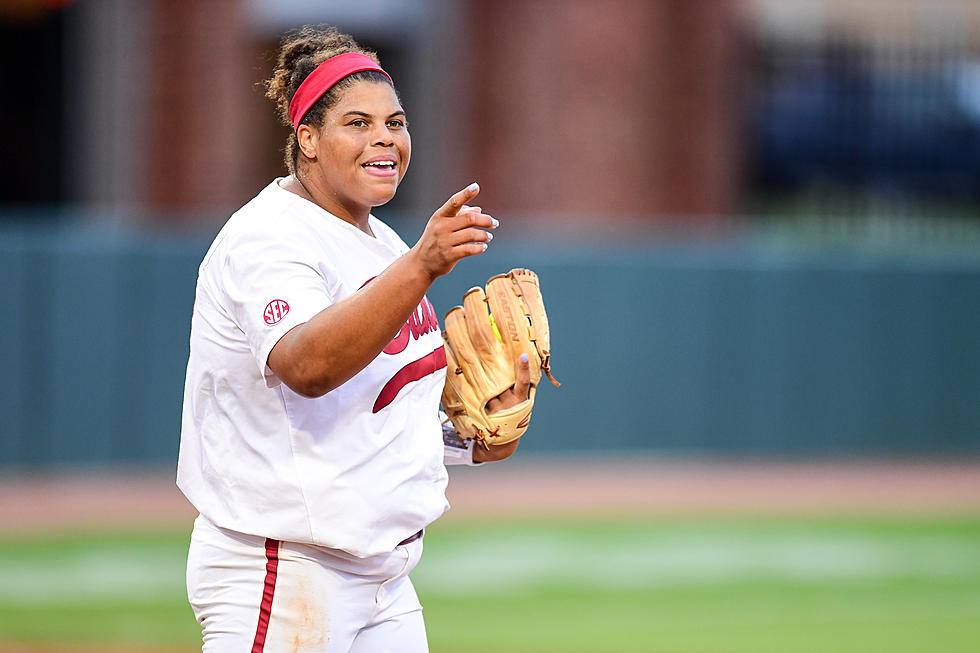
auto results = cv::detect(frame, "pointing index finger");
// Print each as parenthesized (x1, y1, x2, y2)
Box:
(436, 182, 480, 218)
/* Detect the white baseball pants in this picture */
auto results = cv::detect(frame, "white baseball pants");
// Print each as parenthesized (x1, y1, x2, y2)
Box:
(185, 515, 428, 653)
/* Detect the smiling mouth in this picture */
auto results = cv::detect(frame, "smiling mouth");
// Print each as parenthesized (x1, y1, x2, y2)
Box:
(362, 161, 397, 172)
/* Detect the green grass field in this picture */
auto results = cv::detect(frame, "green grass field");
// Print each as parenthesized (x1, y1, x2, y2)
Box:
(1, 515, 979, 652)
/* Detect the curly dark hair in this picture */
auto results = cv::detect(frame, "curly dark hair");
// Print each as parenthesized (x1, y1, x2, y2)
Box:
(264, 25, 394, 175)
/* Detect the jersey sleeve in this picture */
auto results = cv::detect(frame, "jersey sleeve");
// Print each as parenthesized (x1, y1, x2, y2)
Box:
(221, 232, 341, 387)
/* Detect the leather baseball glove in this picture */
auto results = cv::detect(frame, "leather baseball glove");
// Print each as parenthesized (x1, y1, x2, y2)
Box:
(441, 268, 559, 448)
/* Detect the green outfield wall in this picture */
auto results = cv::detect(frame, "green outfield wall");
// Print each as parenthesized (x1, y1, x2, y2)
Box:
(1, 221, 978, 467)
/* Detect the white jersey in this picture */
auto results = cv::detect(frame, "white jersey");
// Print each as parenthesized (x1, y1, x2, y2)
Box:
(177, 178, 469, 558)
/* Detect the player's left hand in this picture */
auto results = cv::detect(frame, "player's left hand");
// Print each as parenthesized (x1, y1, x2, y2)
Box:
(473, 354, 531, 463)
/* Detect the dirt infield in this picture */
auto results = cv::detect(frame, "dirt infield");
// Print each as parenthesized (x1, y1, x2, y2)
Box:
(2, 457, 979, 533)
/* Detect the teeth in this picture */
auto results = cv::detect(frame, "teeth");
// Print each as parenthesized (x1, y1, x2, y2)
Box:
(365, 161, 394, 167)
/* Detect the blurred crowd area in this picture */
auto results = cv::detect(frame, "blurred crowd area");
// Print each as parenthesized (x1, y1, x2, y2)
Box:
(1, 0, 979, 249)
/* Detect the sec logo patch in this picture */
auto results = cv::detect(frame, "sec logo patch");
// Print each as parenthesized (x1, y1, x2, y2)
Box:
(263, 299, 290, 325)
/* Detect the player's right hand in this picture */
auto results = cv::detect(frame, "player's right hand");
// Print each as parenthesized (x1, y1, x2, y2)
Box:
(411, 183, 497, 280)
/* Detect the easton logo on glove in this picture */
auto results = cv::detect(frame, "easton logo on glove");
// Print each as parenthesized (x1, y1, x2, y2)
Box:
(441, 268, 559, 448)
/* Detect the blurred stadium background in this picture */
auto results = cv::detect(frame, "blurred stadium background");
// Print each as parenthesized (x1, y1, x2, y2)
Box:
(1, 0, 979, 651)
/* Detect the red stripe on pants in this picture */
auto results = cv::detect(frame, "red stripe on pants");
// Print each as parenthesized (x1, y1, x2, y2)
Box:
(251, 538, 280, 653)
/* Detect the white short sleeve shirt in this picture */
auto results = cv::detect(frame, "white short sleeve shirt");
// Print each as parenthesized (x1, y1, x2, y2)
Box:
(177, 179, 453, 557)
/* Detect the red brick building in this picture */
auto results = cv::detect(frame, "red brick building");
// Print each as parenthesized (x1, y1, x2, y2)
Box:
(5, 0, 742, 225)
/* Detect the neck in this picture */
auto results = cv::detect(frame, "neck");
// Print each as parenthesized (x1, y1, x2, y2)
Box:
(288, 171, 373, 235)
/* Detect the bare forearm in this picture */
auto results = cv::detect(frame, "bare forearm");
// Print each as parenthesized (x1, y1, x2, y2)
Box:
(268, 251, 433, 397)
(267, 183, 495, 397)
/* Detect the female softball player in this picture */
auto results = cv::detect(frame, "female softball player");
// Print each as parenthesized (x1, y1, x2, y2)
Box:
(177, 25, 529, 652)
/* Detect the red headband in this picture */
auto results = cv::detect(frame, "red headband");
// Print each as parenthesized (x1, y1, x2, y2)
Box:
(288, 52, 392, 131)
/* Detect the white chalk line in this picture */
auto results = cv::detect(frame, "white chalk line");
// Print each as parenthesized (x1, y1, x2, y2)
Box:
(412, 531, 980, 595)
(1, 531, 978, 605)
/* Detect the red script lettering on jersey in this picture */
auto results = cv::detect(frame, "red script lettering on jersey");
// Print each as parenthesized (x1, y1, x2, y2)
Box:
(373, 345, 446, 413)
(357, 277, 446, 411)
(383, 297, 440, 355)
(263, 299, 290, 325)
(374, 297, 444, 411)
(357, 276, 441, 355)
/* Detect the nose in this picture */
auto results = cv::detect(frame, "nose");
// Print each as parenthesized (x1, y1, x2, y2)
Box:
(372, 123, 394, 147)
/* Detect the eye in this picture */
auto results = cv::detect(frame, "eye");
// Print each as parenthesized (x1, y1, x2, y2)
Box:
(387, 119, 406, 129)
(349, 119, 368, 128)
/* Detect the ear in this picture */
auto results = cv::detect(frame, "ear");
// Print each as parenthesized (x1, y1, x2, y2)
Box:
(296, 124, 318, 160)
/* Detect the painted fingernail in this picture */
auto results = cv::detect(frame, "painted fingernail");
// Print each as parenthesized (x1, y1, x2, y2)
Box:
(467, 182, 479, 193)
(486, 232, 493, 242)
(491, 217, 499, 228)
(481, 242, 488, 251)
(521, 353, 529, 363)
